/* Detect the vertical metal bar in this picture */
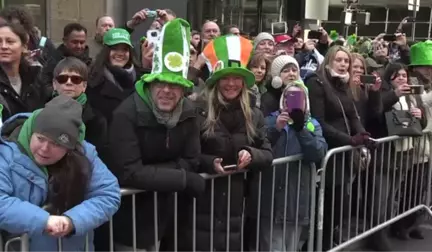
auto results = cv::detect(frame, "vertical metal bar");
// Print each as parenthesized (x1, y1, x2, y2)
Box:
(109, 217, 114, 252)
(377, 147, 384, 224)
(210, 179, 215, 252)
(20, 234, 29, 252)
(370, 148, 377, 229)
(363, 147, 371, 232)
(153, 192, 159, 252)
(294, 160, 302, 250)
(397, 139, 404, 216)
(282, 162, 290, 251)
(269, 164, 276, 252)
(193, 197, 197, 252)
(240, 173, 247, 252)
(355, 150, 361, 236)
(347, 151, 353, 240)
(338, 153, 346, 245)
(402, 148, 410, 213)
(384, 142, 392, 222)
(255, 172, 262, 252)
(58, 238, 63, 252)
(307, 163, 317, 252)
(330, 155, 336, 248)
(384, 7, 389, 33)
(226, 175, 232, 252)
(174, 192, 178, 252)
(132, 194, 137, 252)
(390, 141, 398, 219)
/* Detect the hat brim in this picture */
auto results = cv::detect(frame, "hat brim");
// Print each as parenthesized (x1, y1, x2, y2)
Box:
(142, 72, 194, 88)
(205, 67, 255, 88)
(105, 40, 133, 48)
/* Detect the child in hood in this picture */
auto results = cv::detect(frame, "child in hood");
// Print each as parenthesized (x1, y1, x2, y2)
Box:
(248, 80, 327, 251)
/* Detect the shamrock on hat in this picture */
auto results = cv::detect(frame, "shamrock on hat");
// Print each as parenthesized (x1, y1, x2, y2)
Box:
(139, 18, 193, 88)
(201, 35, 255, 88)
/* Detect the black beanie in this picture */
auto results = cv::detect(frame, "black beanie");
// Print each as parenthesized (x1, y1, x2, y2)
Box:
(34, 95, 83, 150)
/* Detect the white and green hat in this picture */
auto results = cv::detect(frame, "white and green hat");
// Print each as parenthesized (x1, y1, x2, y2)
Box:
(141, 18, 193, 88)
(202, 35, 255, 87)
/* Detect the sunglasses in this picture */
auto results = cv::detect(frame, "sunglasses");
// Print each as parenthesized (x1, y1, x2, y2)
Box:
(55, 75, 85, 85)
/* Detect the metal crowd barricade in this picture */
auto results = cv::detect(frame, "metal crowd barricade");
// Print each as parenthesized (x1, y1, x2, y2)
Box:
(316, 133, 432, 251)
(107, 154, 316, 252)
(1, 233, 29, 252)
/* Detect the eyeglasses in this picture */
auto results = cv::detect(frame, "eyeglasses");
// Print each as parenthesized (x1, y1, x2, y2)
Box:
(55, 75, 85, 85)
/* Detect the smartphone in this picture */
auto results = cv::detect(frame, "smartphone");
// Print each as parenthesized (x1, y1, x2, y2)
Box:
(271, 22, 288, 35)
(360, 75, 376, 84)
(383, 34, 396, 41)
(223, 165, 237, 171)
(409, 85, 424, 95)
(146, 29, 160, 45)
(285, 90, 305, 113)
(307, 30, 322, 40)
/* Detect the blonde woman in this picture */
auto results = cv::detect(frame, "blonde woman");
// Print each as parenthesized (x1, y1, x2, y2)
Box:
(305, 45, 375, 250)
(350, 53, 383, 127)
(179, 35, 273, 251)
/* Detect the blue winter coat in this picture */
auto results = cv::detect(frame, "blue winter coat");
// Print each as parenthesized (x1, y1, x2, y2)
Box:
(0, 113, 121, 251)
(247, 112, 327, 224)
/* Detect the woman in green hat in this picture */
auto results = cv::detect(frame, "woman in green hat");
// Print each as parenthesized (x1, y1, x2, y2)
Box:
(87, 28, 146, 123)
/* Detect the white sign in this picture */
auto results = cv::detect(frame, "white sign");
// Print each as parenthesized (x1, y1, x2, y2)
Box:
(408, 0, 420, 11)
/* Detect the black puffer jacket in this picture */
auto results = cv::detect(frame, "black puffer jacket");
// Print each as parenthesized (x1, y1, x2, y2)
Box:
(178, 99, 273, 251)
(0, 62, 45, 120)
(109, 93, 201, 249)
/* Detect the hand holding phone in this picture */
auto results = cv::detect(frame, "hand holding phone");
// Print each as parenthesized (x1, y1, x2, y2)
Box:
(307, 30, 322, 40)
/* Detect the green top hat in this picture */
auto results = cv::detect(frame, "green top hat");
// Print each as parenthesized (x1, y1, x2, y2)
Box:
(201, 35, 255, 88)
(103, 28, 133, 47)
(140, 18, 193, 88)
(410, 40, 432, 66)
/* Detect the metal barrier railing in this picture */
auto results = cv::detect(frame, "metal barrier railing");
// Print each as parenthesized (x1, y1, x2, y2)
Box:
(316, 133, 432, 251)
(3, 134, 432, 252)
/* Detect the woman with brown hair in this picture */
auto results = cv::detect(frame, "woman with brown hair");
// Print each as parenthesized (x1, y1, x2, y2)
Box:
(247, 53, 270, 107)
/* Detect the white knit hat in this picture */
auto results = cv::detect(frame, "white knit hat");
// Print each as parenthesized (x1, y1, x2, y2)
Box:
(270, 55, 299, 89)
(253, 32, 274, 49)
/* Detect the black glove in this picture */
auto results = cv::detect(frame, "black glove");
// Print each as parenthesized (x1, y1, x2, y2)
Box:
(289, 109, 305, 132)
(184, 172, 206, 198)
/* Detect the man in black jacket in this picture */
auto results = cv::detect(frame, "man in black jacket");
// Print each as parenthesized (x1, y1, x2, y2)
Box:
(109, 18, 205, 251)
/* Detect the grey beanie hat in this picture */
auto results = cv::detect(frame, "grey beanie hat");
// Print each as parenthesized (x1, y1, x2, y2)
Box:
(34, 95, 83, 150)
(253, 32, 275, 49)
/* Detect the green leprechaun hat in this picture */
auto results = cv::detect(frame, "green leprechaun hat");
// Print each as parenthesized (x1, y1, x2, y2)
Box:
(410, 40, 432, 66)
(201, 35, 255, 87)
(140, 18, 193, 88)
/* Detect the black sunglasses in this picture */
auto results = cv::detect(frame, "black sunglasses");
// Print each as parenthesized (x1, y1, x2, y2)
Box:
(55, 75, 85, 85)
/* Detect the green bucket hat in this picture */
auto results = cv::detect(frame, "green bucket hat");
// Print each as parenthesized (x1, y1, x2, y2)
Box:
(201, 35, 255, 87)
(103, 28, 133, 47)
(140, 18, 193, 88)
(410, 40, 432, 66)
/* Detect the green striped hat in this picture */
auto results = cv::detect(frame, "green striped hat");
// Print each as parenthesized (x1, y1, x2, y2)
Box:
(201, 35, 255, 87)
(141, 18, 193, 88)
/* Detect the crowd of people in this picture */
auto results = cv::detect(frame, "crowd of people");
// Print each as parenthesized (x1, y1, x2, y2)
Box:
(0, 4, 431, 252)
